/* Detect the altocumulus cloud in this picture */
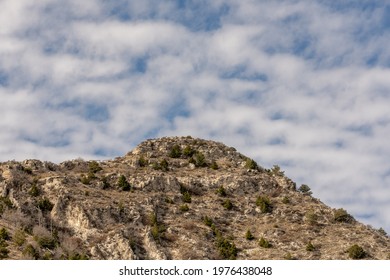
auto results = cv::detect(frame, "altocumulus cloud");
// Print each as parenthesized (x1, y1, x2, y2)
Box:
(0, 0, 389, 232)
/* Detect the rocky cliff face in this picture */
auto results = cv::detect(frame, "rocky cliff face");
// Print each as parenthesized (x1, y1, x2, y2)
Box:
(0, 136, 389, 260)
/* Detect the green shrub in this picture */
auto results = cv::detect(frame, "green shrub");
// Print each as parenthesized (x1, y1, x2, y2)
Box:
(298, 184, 312, 195)
(169, 145, 182, 158)
(378, 227, 387, 236)
(80, 174, 91, 185)
(258, 237, 271, 248)
(36, 235, 57, 250)
(37, 197, 54, 212)
(216, 236, 237, 260)
(215, 186, 227, 197)
(334, 208, 354, 223)
(13, 230, 26, 246)
(159, 159, 169, 171)
(210, 161, 219, 170)
(21, 166, 33, 174)
(23, 244, 38, 259)
(282, 196, 290, 204)
(306, 241, 315, 251)
(203, 216, 213, 227)
(245, 158, 258, 170)
(148, 212, 158, 226)
(101, 176, 111, 189)
(183, 146, 195, 157)
(182, 191, 192, 203)
(118, 175, 131, 191)
(152, 159, 169, 171)
(348, 244, 366, 259)
(0, 197, 14, 211)
(256, 196, 273, 213)
(151, 224, 160, 240)
(0, 242, 9, 259)
(271, 165, 284, 176)
(0, 228, 10, 241)
(222, 199, 233, 210)
(179, 204, 189, 212)
(138, 156, 148, 167)
(29, 184, 41, 197)
(88, 161, 102, 173)
(245, 230, 254, 240)
(194, 152, 207, 167)
(305, 210, 318, 225)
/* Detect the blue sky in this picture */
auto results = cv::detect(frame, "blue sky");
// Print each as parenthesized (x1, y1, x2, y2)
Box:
(1, 0, 389, 233)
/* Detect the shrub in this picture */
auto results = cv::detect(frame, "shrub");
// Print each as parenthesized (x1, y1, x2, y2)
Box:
(152, 159, 169, 171)
(305, 210, 318, 225)
(169, 145, 182, 158)
(151, 224, 160, 240)
(138, 156, 148, 167)
(245, 158, 258, 170)
(271, 165, 284, 176)
(348, 244, 366, 259)
(378, 227, 387, 236)
(183, 146, 195, 157)
(36, 235, 57, 250)
(29, 184, 40, 197)
(245, 230, 254, 240)
(216, 236, 237, 260)
(118, 175, 131, 191)
(306, 241, 315, 252)
(182, 191, 192, 203)
(13, 229, 26, 246)
(210, 160, 219, 170)
(148, 212, 158, 226)
(159, 159, 169, 171)
(0, 241, 9, 259)
(0, 228, 10, 241)
(80, 174, 92, 185)
(258, 237, 271, 248)
(179, 204, 189, 212)
(282, 196, 290, 204)
(23, 244, 38, 259)
(101, 176, 111, 190)
(88, 161, 102, 173)
(298, 184, 312, 195)
(256, 196, 273, 213)
(215, 186, 227, 197)
(37, 197, 54, 212)
(203, 216, 213, 227)
(334, 208, 354, 223)
(194, 152, 207, 167)
(222, 199, 233, 210)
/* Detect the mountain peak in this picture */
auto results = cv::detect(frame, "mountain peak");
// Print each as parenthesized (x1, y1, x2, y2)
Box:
(0, 136, 389, 260)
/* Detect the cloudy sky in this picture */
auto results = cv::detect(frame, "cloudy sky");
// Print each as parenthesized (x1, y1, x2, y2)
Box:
(1, 0, 389, 232)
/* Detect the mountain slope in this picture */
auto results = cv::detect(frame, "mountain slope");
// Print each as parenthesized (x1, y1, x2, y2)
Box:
(0, 136, 389, 260)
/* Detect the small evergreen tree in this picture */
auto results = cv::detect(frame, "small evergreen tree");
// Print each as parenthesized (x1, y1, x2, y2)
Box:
(169, 145, 182, 158)
(118, 175, 131, 191)
(245, 230, 254, 240)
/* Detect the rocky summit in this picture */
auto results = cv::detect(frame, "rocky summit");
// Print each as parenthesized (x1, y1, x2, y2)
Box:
(0, 136, 389, 260)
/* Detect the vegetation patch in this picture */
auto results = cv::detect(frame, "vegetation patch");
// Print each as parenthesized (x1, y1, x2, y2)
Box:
(245, 230, 254, 240)
(348, 244, 366, 259)
(117, 175, 131, 191)
(334, 208, 354, 223)
(256, 196, 273, 213)
(258, 237, 272, 248)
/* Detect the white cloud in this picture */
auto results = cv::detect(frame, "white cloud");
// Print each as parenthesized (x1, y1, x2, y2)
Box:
(0, 0, 389, 232)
